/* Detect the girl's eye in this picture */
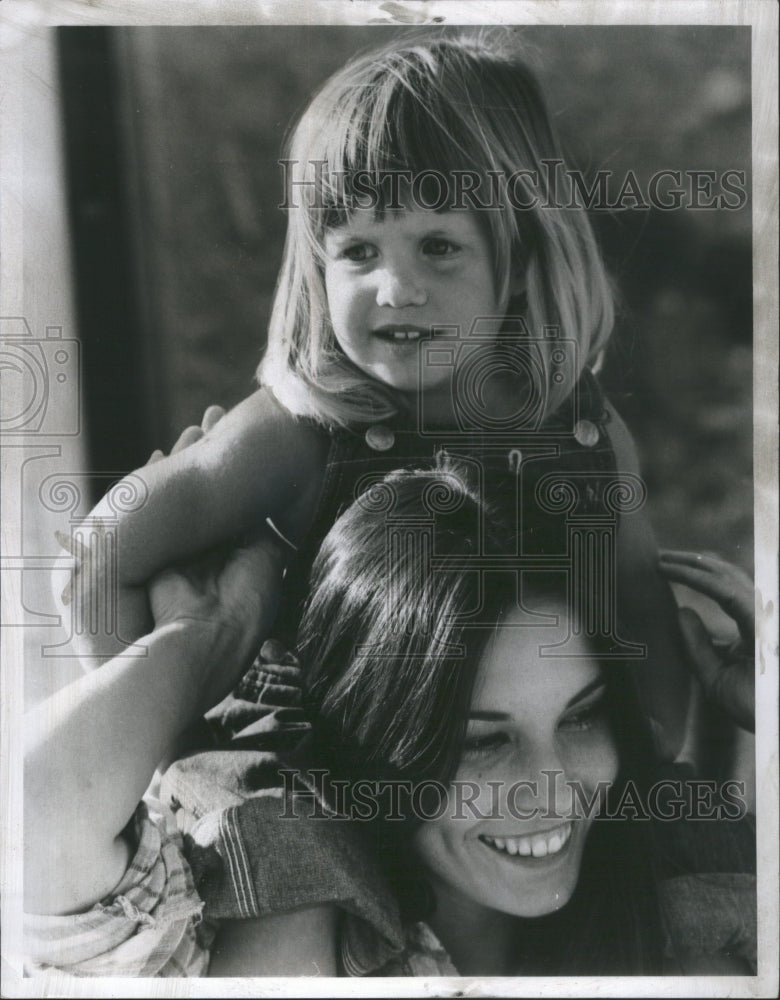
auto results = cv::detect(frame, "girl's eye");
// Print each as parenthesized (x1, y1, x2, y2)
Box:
(341, 243, 376, 263)
(462, 731, 512, 758)
(559, 698, 606, 732)
(422, 237, 459, 257)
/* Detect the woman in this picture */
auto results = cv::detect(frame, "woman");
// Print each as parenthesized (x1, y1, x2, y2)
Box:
(201, 459, 755, 976)
(24, 449, 755, 977)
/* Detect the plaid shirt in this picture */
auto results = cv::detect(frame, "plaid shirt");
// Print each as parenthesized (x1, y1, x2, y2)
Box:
(24, 797, 215, 978)
(23, 794, 757, 977)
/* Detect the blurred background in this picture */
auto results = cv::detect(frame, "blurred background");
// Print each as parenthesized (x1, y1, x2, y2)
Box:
(57, 24, 753, 572)
(11, 24, 753, 797)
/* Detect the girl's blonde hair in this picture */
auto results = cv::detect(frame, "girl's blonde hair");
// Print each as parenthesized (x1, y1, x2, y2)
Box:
(259, 29, 614, 427)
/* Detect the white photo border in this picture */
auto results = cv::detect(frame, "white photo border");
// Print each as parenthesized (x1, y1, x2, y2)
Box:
(1, 1, 777, 997)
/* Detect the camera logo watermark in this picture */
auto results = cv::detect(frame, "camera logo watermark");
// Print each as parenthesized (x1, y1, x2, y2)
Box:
(0, 317, 81, 436)
(414, 318, 578, 440)
(2, 317, 145, 656)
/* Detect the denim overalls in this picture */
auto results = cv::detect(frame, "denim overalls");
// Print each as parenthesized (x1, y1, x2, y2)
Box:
(229, 367, 686, 737)
(161, 369, 706, 954)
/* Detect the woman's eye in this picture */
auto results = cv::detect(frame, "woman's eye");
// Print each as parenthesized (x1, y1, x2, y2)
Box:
(462, 732, 511, 757)
(341, 243, 376, 262)
(422, 237, 459, 257)
(559, 698, 606, 732)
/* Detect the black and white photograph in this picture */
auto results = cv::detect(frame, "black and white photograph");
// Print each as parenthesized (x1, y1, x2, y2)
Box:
(1, 1, 777, 996)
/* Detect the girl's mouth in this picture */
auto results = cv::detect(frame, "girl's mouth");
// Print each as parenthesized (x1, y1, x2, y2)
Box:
(478, 822, 573, 860)
(372, 325, 428, 342)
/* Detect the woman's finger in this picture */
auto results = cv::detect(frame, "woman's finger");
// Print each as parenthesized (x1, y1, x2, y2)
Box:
(201, 405, 225, 432)
(170, 425, 204, 454)
(147, 407, 224, 466)
(678, 607, 754, 731)
(658, 554, 754, 642)
(658, 557, 753, 600)
(677, 607, 725, 689)
(658, 549, 745, 577)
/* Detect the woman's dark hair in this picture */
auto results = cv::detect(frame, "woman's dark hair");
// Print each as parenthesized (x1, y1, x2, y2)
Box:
(300, 458, 510, 784)
(297, 457, 666, 973)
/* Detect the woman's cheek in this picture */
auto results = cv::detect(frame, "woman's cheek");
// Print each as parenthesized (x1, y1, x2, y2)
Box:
(452, 753, 520, 820)
(564, 726, 620, 798)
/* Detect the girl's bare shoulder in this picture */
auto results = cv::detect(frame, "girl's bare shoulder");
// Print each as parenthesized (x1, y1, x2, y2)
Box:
(201, 386, 329, 464)
(193, 387, 331, 539)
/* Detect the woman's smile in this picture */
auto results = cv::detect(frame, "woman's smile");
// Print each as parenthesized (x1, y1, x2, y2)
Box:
(461, 813, 590, 899)
(412, 606, 619, 921)
(478, 820, 573, 859)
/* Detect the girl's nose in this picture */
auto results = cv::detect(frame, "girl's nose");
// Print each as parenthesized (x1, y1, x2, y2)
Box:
(375, 264, 427, 309)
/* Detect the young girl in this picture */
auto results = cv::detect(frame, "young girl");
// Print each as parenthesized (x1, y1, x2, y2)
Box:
(68, 30, 687, 757)
(26, 460, 756, 977)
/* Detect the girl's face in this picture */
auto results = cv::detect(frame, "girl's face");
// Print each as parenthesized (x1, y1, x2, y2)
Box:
(323, 207, 509, 405)
(411, 605, 619, 921)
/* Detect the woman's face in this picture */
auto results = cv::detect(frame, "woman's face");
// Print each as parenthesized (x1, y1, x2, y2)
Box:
(411, 604, 619, 920)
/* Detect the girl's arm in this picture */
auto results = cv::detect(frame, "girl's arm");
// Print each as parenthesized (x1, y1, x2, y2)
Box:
(25, 529, 285, 916)
(57, 389, 329, 663)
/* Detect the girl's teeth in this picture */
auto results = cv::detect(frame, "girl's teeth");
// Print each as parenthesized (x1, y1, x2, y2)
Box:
(517, 838, 532, 856)
(389, 330, 421, 340)
(531, 839, 548, 858)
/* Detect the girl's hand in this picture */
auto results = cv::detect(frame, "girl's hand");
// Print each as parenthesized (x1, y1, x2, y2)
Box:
(658, 550, 754, 732)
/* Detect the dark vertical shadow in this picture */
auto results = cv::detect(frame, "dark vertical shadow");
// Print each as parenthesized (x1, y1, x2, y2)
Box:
(57, 26, 152, 493)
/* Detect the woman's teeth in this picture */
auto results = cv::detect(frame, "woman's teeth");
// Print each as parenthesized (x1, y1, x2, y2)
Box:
(480, 822, 573, 859)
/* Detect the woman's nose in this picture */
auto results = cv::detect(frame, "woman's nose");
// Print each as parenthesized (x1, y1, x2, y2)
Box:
(374, 263, 427, 308)
(503, 745, 576, 820)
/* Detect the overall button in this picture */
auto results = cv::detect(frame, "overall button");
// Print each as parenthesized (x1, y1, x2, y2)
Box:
(573, 419, 599, 447)
(365, 425, 395, 451)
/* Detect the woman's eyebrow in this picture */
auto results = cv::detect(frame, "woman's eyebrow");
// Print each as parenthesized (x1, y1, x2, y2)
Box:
(468, 710, 511, 721)
(469, 679, 606, 721)
(564, 677, 606, 709)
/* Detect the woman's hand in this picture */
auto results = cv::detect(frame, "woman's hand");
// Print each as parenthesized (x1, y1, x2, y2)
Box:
(147, 533, 285, 709)
(54, 406, 236, 667)
(147, 403, 227, 463)
(659, 550, 754, 732)
(145, 406, 287, 709)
